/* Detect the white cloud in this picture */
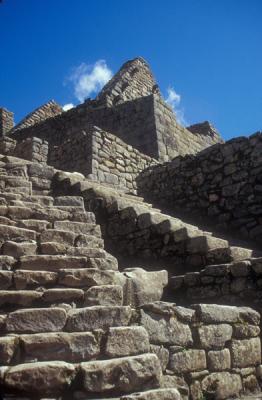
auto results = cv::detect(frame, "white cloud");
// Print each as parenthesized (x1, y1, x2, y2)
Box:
(68, 60, 113, 103)
(165, 86, 187, 126)
(62, 103, 74, 111)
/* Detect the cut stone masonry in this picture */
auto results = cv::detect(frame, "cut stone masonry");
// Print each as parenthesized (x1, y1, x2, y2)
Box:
(0, 56, 262, 399)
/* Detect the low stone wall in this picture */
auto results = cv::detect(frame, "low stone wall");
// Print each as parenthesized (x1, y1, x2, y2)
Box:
(171, 257, 262, 311)
(0, 136, 48, 164)
(138, 132, 262, 245)
(50, 126, 158, 192)
(140, 302, 262, 399)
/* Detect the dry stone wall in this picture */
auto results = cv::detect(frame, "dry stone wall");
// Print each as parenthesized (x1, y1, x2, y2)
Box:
(0, 136, 48, 164)
(11, 100, 63, 133)
(139, 302, 262, 400)
(138, 132, 262, 245)
(96, 56, 160, 107)
(172, 257, 262, 312)
(49, 126, 158, 192)
(0, 108, 14, 136)
(153, 96, 223, 161)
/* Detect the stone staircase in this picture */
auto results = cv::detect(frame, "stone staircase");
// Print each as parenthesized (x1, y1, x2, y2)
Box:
(53, 171, 259, 274)
(0, 158, 181, 400)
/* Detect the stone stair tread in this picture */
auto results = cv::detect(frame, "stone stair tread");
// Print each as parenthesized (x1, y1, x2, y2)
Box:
(18, 255, 88, 271)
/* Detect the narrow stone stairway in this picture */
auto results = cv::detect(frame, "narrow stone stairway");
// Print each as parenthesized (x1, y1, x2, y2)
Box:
(0, 158, 180, 400)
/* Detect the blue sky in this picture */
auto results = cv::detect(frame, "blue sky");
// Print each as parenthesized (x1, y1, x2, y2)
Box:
(0, 0, 261, 140)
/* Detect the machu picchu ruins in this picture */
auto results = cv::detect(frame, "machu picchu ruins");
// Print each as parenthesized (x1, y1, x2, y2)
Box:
(1, 57, 262, 400)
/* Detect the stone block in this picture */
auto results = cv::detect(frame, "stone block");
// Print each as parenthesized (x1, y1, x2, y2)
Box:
(169, 349, 206, 373)
(230, 337, 261, 367)
(120, 388, 181, 399)
(0, 336, 18, 364)
(192, 304, 260, 325)
(233, 323, 260, 339)
(5, 307, 67, 333)
(66, 305, 132, 331)
(14, 270, 58, 289)
(105, 326, 150, 358)
(195, 324, 232, 349)
(3, 361, 76, 395)
(201, 372, 242, 399)
(0, 271, 13, 289)
(80, 354, 161, 394)
(21, 332, 101, 362)
(140, 309, 192, 346)
(84, 284, 123, 306)
(150, 344, 169, 371)
(207, 349, 231, 371)
(2, 240, 37, 258)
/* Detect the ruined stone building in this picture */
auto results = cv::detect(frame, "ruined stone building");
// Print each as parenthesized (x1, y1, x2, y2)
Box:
(0, 57, 262, 400)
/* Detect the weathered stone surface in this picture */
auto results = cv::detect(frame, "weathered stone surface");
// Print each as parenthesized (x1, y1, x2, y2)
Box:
(120, 388, 181, 399)
(58, 268, 125, 288)
(66, 306, 132, 331)
(0, 255, 16, 271)
(123, 268, 168, 306)
(21, 332, 101, 362)
(140, 308, 192, 346)
(105, 326, 150, 357)
(42, 288, 84, 303)
(6, 307, 67, 333)
(14, 270, 58, 289)
(40, 229, 76, 245)
(230, 337, 261, 367)
(169, 349, 206, 373)
(195, 324, 232, 349)
(0, 290, 42, 307)
(207, 349, 231, 371)
(0, 270, 13, 289)
(2, 240, 37, 258)
(201, 372, 242, 399)
(233, 323, 260, 339)
(193, 304, 260, 325)
(150, 344, 169, 371)
(84, 284, 123, 306)
(80, 354, 161, 394)
(0, 336, 17, 364)
(3, 361, 76, 395)
(19, 255, 87, 271)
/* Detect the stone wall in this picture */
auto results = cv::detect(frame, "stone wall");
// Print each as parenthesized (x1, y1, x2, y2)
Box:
(12, 100, 63, 132)
(172, 257, 262, 312)
(96, 57, 160, 107)
(138, 132, 262, 245)
(140, 302, 262, 399)
(0, 136, 48, 164)
(49, 126, 158, 192)
(153, 96, 224, 161)
(0, 108, 14, 136)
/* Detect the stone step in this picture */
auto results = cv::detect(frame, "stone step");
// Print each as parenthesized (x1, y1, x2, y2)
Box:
(0, 175, 30, 187)
(120, 389, 181, 399)
(40, 229, 76, 246)
(14, 270, 58, 290)
(3, 186, 32, 196)
(0, 353, 161, 397)
(18, 218, 51, 232)
(2, 240, 37, 257)
(24, 194, 54, 207)
(54, 196, 85, 208)
(58, 268, 125, 288)
(54, 220, 101, 236)
(0, 224, 36, 243)
(0, 288, 85, 310)
(18, 255, 88, 272)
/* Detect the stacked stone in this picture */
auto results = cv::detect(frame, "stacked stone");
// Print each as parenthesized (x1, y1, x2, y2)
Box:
(11, 100, 63, 133)
(96, 57, 160, 107)
(53, 170, 255, 273)
(0, 108, 14, 137)
(0, 137, 48, 164)
(91, 126, 158, 192)
(138, 132, 262, 245)
(0, 152, 181, 399)
(171, 257, 262, 309)
(139, 302, 262, 399)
